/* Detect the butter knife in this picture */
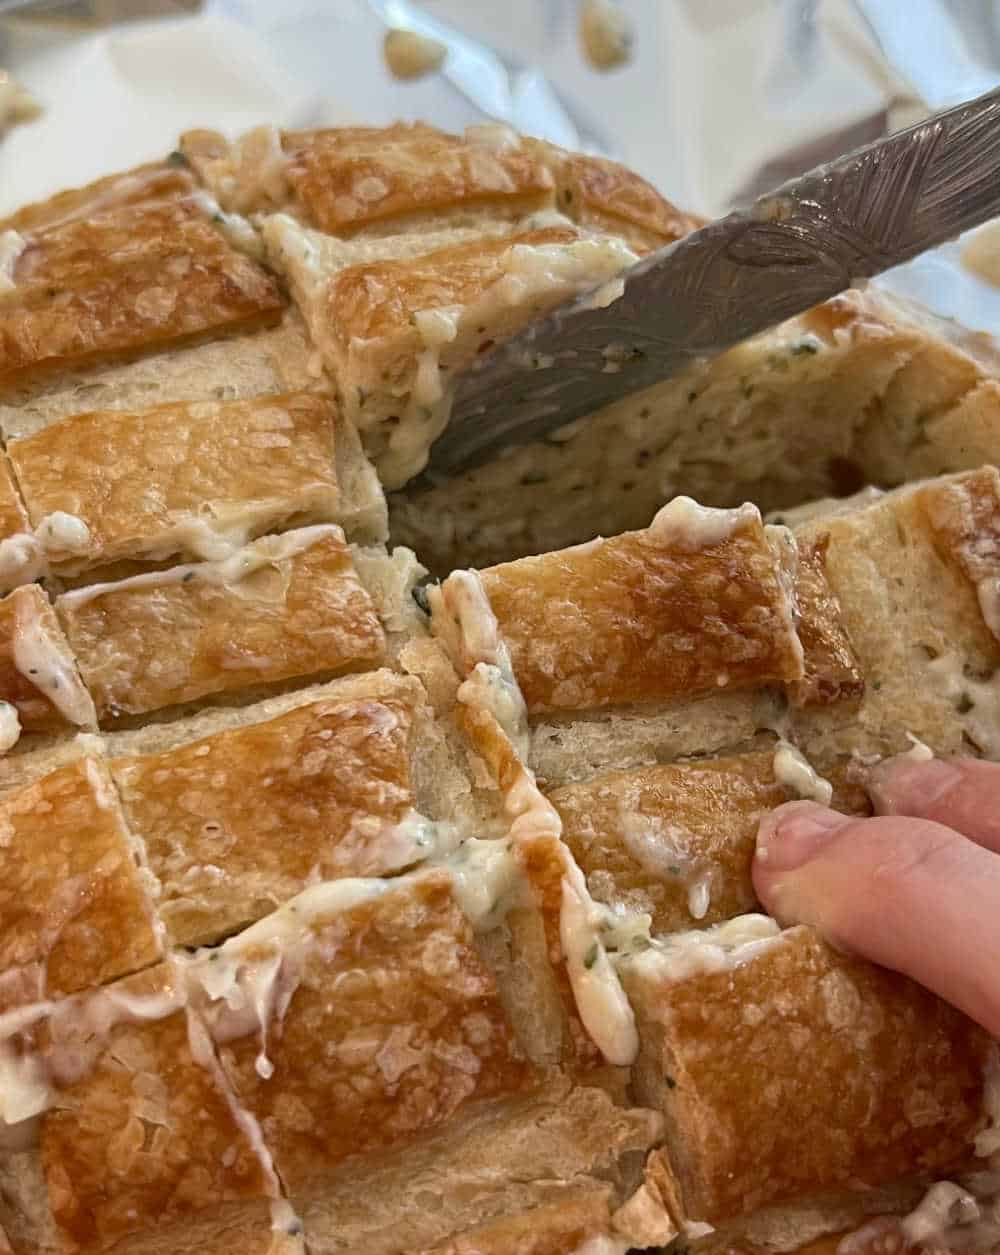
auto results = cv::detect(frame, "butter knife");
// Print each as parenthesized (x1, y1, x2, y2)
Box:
(423, 85, 1000, 480)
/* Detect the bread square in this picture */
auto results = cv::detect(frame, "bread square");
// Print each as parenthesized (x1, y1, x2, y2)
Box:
(549, 752, 788, 934)
(0, 191, 283, 386)
(31, 962, 279, 1253)
(191, 871, 535, 1196)
(56, 527, 386, 723)
(620, 926, 989, 1226)
(441, 502, 803, 716)
(0, 756, 162, 1010)
(8, 393, 347, 577)
(111, 682, 450, 946)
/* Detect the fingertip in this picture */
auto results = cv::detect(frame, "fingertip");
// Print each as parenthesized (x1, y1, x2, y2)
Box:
(868, 755, 963, 816)
(754, 800, 851, 872)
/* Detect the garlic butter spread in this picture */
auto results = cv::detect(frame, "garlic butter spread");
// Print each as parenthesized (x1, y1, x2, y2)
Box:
(650, 496, 759, 550)
(772, 740, 834, 806)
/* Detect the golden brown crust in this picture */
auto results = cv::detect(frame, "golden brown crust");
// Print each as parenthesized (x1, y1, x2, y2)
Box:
(549, 753, 788, 933)
(414, 1188, 614, 1255)
(790, 536, 865, 708)
(202, 872, 534, 1195)
(622, 927, 989, 1225)
(914, 464, 1000, 641)
(38, 962, 275, 1252)
(103, 1203, 306, 1255)
(0, 454, 29, 541)
(0, 757, 162, 1010)
(0, 585, 96, 732)
(0, 197, 284, 386)
(525, 138, 703, 252)
(327, 226, 579, 347)
(281, 123, 555, 235)
(9, 392, 341, 574)
(111, 696, 419, 946)
(57, 529, 386, 722)
(0, 160, 196, 235)
(478, 516, 803, 714)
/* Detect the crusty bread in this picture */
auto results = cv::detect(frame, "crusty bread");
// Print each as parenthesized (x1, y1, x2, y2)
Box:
(1, 128, 1000, 1255)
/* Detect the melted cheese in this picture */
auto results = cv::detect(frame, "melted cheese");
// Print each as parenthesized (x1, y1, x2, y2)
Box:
(975, 1043, 1000, 1159)
(191, 189, 266, 262)
(58, 525, 343, 611)
(978, 576, 1000, 642)
(619, 914, 783, 986)
(445, 838, 522, 930)
(465, 123, 522, 153)
(650, 496, 759, 551)
(35, 512, 91, 558)
(902, 1182, 981, 1246)
(12, 597, 94, 727)
(188, 878, 391, 1075)
(270, 1198, 304, 1238)
(378, 809, 461, 871)
(901, 733, 935, 764)
(0, 702, 20, 754)
(772, 739, 833, 805)
(571, 1237, 630, 1255)
(0, 533, 46, 591)
(211, 125, 289, 215)
(560, 859, 639, 1066)
(0, 1002, 54, 1126)
(928, 652, 1000, 758)
(505, 764, 563, 844)
(0, 230, 26, 296)
(445, 569, 531, 760)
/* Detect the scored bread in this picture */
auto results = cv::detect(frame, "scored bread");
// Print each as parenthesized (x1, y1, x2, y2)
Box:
(0, 122, 999, 1255)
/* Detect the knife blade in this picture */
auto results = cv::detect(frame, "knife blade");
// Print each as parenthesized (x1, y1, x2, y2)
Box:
(420, 85, 1000, 482)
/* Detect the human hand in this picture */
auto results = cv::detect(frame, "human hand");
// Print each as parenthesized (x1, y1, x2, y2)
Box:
(753, 756, 1000, 1036)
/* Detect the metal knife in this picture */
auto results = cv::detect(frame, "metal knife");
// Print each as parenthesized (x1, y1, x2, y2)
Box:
(421, 85, 1000, 482)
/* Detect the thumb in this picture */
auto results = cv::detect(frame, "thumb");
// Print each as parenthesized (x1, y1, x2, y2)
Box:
(753, 801, 1000, 1037)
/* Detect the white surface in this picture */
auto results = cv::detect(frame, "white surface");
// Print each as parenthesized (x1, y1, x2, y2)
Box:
(2, 0, 1000, 330)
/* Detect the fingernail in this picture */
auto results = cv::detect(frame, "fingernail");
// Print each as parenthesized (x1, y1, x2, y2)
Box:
(755, 801, 851, 872)
(868, 756, 961, 815)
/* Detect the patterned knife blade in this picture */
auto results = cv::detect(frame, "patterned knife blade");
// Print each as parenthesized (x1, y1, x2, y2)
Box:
(422, 86, 1000, 481)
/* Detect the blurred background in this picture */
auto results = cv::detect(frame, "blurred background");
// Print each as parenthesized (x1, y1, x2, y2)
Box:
(3, 0, 1000, 327)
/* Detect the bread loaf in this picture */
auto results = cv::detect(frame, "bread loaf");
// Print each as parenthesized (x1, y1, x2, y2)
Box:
(0, 123, 997, 1254)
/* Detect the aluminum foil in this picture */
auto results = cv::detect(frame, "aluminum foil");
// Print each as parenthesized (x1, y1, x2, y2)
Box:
(1, 0, 1000, 328)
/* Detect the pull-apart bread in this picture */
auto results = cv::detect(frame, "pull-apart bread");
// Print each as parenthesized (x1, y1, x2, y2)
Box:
(0, 123, 999, 1255)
